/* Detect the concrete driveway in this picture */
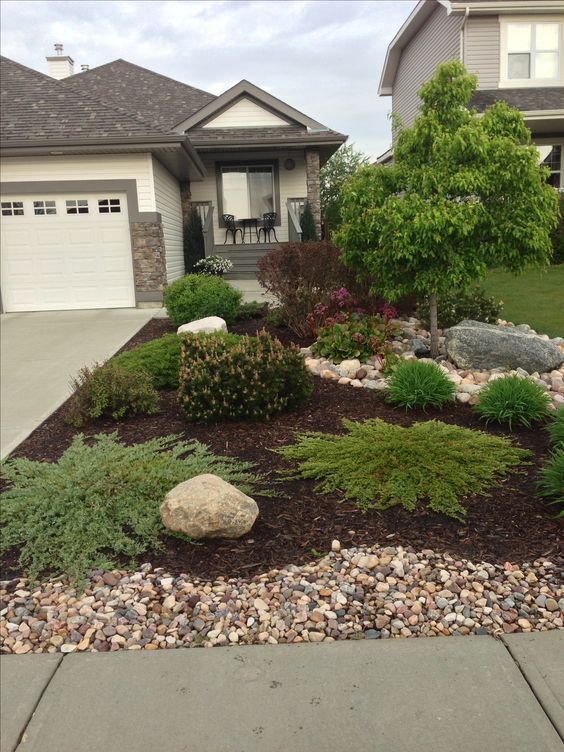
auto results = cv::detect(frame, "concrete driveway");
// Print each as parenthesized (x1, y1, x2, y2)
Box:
(0, 308, 156, 459)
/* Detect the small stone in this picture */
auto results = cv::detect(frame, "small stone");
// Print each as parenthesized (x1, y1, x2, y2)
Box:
(331, 540, 341, 552)
(545, 598, 558, 612)
(61, 643, 78, 653)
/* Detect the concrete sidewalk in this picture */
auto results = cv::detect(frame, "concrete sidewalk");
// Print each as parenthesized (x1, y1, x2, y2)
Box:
(1, 633, 562, 752)
(0, 308, 155, 459)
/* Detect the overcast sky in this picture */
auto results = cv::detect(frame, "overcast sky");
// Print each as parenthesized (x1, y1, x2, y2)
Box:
(0, 0, 417, 159)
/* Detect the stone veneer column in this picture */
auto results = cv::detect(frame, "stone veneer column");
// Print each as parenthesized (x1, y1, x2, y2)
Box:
(131, 220, 167, 303)
(305, 148, 322, 239)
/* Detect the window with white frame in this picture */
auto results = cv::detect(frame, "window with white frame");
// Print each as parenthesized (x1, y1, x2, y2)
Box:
(220, 165, 275, 219)
(98, 198, 121, 213)
(1, 201, 24, 216)
(503, 19, 562, 83)
(66, 199, 89, 215)
(538, 144, 562, 189)
(33, 200, 57, 215)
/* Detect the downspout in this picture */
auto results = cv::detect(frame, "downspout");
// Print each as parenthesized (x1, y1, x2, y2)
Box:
(460, 5, 470, 63)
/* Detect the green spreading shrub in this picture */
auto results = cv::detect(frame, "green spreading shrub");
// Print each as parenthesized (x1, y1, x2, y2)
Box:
(236, 301, 267, 321)
(178, 330, 313, 423)
(113, 334, 182, 389)
(538, 408, 564, 517)
(416, 285, 503, 330)
(65, 362, 160, 427)
(275, 418, 529, 520)
(473, 375, 551, 429)
(386, 360, 455, 411)
(0, 433, 264, 582)
(163, 274, 242, 328)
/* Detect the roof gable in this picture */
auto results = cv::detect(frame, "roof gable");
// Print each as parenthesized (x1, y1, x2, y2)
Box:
(202, 96, 291, 129)
(177, 80, 329, 133)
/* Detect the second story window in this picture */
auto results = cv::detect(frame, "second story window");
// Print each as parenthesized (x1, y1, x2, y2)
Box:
(506, 22, 560, 81)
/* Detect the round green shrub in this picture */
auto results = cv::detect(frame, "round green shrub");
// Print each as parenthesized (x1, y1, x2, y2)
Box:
(386, 360, 455, 411)
(473, 375, 551, 429)
(416, 285, 503, 330)
(65, 361, 160, 427)
(113, 334, 182, 389)
(178, 330, 313, 422)
(163, 274, 242, 328)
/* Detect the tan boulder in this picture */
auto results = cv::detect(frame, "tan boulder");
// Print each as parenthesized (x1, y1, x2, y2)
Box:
(160, 474, 258, 539)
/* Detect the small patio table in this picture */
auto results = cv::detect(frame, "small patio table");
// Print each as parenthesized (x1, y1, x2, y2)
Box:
(238, 218, 260, 243)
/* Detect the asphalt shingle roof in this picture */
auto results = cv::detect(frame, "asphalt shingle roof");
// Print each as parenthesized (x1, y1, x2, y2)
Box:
(471, 87, 564, 113)
(188, 125, 346, 145)
(0, 56, 172, 142)
(58, 60, 217, 131)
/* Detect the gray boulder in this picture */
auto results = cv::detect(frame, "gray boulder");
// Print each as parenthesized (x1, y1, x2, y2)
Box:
(160, 474, 258, 540)
(445, 320, 563, 373)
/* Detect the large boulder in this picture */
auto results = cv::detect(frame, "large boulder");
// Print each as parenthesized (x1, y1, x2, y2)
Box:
(177, 316, 227, 335)
(445, 320, 563, 373)
(160, 474, 258, 539)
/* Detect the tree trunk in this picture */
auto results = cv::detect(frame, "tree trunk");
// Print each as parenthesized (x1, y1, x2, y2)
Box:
(429, 293, 439, 359)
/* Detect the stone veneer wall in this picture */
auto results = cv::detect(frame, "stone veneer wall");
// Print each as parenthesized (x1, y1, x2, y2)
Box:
(305, 148, 322, 238)
(131, 221, 167, 301)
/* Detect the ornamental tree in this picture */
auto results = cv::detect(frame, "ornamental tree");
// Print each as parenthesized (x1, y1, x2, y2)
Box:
(320, 143, 369, 237)
(335, 61, 559, 356)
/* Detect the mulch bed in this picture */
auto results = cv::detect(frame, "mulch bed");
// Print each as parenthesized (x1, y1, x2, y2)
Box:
(2, 316, 561, 582)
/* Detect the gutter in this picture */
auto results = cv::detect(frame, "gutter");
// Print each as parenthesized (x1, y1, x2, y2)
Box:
(0, 134, 189, 150)
(190, 137, 347, 150)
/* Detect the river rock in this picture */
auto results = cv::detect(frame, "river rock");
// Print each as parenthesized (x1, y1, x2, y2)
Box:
(177, 316, 227, 335)
(160, 474, 258, 539)
(445, 321, 563, 373)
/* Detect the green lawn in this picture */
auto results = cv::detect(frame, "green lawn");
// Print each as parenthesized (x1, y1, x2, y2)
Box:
(483, 266, 564, 338)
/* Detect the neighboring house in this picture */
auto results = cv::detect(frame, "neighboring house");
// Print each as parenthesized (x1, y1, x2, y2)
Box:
(0, 49, 346, 312)
(377, 0, 564, 188)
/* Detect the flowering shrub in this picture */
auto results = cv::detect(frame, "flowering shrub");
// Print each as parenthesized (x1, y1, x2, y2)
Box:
(193, 255, 233, 275)
(311, 297, 398, 361)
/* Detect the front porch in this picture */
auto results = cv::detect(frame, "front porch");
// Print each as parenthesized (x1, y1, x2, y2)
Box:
(192, 196, 306, 278)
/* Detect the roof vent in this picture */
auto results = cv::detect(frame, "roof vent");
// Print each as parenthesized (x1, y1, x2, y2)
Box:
(46, 43, 74, 79)
(81, 64, 90, 72)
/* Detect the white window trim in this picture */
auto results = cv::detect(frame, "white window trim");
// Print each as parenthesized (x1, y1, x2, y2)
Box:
(499, 15, 564, 88)
(534, 137, 564, 190)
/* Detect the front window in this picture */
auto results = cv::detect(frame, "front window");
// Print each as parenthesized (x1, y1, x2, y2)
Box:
(507, 22, 560, 81)
(538, 144, 562, 189)
(221, 165, 275, 219)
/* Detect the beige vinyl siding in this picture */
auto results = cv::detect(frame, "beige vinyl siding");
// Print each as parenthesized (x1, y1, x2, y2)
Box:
(0, 154, 155, 211)
(203, 98, 288, 128)
(464, 16, 500, 90)
(151, 157, 184, 282)
(392, 4, 463, 130)
(189, 151, 307, 246)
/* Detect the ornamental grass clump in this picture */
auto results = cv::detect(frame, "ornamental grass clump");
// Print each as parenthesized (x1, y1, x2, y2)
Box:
(276, 418, 529, 521)
(65, 361, 160, 427)
(113, 334, 182, 389)
(473, 375, 551, 429)
(0, 433, 264, 583)
(386, 360, 455, 411)
(178, 330, 313, 423)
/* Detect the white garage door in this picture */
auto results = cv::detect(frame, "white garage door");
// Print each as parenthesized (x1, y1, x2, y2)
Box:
(0, 193, 135, 312)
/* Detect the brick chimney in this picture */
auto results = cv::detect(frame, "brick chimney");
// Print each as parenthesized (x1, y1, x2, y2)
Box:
(46, 44, 74, 79)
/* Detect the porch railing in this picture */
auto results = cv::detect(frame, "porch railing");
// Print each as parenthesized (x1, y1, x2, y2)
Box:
(192, 201, 214, 257)
(287, 197, 305, 242)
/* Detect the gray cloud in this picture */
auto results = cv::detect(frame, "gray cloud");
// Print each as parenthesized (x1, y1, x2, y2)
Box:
(0, 0, 417, 158)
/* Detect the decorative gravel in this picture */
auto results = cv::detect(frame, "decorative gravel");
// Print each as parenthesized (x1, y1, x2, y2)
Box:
(302, 317, 564, 409)
(1, 545, 562, 654)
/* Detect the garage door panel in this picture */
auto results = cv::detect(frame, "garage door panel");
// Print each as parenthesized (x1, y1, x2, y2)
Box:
(1, 193, 135, 312)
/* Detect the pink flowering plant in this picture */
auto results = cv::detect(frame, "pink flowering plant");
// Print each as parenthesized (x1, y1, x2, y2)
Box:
(311, 293, 399, 362)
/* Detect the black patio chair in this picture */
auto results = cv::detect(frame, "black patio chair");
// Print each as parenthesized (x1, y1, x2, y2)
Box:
(222, 214, 243, 244)
(257, 212, 278, 242)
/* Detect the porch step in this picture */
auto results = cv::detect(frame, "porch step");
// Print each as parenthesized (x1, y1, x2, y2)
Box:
(213, 243, 278, 279)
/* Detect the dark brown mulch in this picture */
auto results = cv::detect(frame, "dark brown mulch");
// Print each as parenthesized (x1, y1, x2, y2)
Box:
(2, 316, 561, 582)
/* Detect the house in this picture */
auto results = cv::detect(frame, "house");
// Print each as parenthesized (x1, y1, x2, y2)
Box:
(0, 48, 346, 312)
(377, 0, 564, 188)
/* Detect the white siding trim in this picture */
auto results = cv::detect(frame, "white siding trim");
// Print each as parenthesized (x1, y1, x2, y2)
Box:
(151, 157, 184, 282)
